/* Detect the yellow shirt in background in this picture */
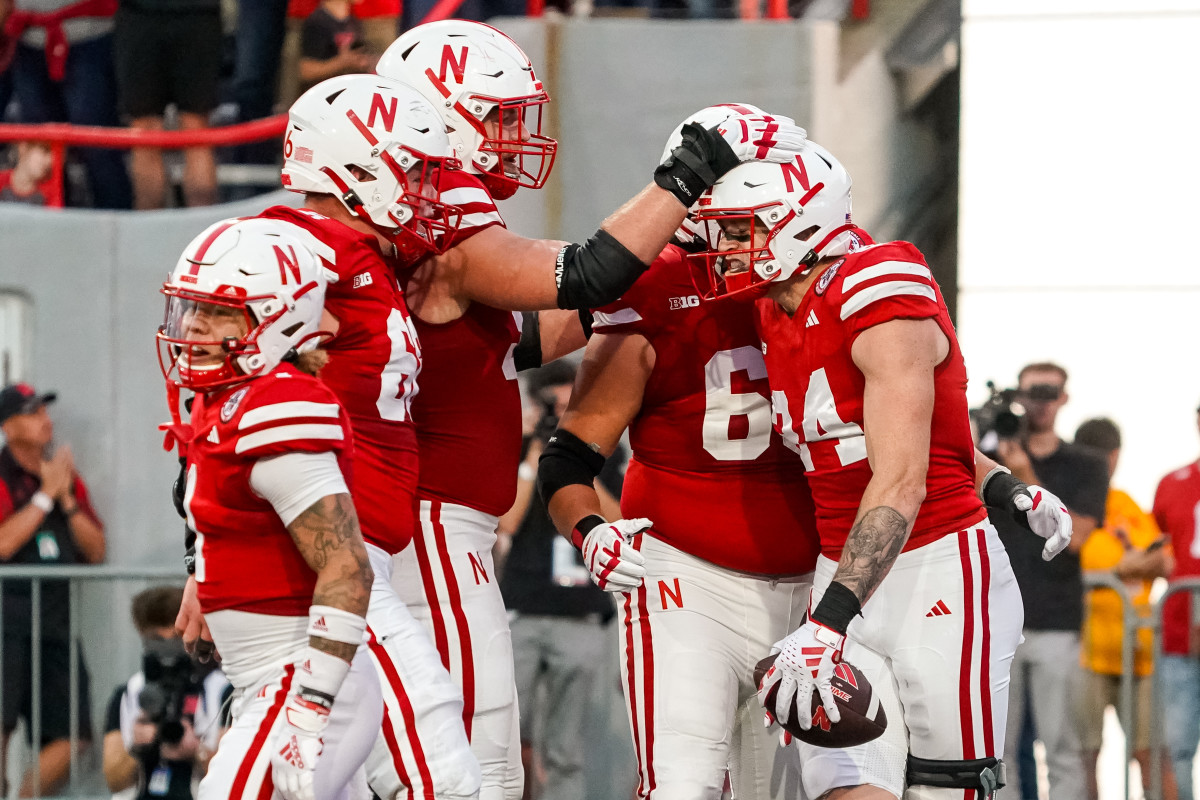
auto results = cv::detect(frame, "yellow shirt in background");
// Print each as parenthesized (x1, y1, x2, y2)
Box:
(1080, 488, 1161, 676)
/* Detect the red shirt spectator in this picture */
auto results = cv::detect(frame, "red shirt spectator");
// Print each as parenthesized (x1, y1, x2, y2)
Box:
(1154, 456, 1200, 655)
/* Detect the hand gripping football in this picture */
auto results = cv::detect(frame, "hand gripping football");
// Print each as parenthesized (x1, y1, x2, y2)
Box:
(754, 653, 887, 748)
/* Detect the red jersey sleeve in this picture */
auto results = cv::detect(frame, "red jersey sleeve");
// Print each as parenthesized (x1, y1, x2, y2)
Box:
(436, 170, 505, 249)
(0, 482, 13, 521)
(828, 243, 941, 342)
(71, 476, 102, 527)
(590, 247, 689, 338)
(232, 374, 350, 462)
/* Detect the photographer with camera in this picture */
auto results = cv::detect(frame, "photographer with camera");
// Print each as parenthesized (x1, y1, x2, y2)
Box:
(499, 362, 628, 800)
(979, 362, 1108, 800)
(103, 586, 229, 800)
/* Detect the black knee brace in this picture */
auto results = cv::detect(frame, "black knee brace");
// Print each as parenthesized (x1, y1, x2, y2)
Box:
(906, 755, 1006, 799)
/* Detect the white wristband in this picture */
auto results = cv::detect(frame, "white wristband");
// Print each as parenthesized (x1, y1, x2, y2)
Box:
(307, 605, 367, 646)
(295, 646, 352, 708)
(30, 491, 53, 513)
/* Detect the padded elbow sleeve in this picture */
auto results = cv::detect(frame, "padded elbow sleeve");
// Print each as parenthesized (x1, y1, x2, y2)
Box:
(536, 429, 606, 507)
(555, 229, 649, 310)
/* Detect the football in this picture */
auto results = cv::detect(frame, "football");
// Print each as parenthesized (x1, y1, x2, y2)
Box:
(753, 653, 887, 748)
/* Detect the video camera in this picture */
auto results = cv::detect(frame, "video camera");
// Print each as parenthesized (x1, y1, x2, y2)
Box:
(971, 381, 1062, 451)
(136, 638, 202, 751)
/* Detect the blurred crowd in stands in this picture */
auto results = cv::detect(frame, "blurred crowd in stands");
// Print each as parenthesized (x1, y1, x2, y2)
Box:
(0, 0, 854, 210)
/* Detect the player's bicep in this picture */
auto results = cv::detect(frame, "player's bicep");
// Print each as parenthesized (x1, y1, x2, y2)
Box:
(557, 332, 654, 457)
(850, 318, 947, 485)
(455, 225, 570, 311)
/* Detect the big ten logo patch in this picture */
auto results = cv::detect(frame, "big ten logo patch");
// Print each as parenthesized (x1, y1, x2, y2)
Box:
(658, 578, 683, 610)
(468, 551, 490, 585)
(668, 295, 700, 311)
(353, 272, 373, 290)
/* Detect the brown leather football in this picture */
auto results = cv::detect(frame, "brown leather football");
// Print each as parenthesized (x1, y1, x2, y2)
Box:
(753, 653, 887, 747)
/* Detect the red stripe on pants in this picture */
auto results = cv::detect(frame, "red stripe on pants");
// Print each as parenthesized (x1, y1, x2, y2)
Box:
(231, 665, 294, 800)
(634, 534, 656, 797)
(413, 506, 450, 669)
(369, 627, 436, 800)
(623, 592, 647, 797)
(976, 528, 996, 756)
(430, 501, 477, 738)
(957, 531, 977, 762)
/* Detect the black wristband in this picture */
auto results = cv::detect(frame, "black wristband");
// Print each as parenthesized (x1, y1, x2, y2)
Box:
(183, 545, 196, 576)
(981, 469, 1028, 511)
(572, 514, 607, 550)
(810, 581, 862, 635)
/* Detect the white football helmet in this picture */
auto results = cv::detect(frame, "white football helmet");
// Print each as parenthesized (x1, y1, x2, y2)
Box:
(689, 139, 860, 301)
(282, 73, 461, 261)
(377, 20, 556, 200)
(658, 103, 779, 249)
(158, 218, 331, 392)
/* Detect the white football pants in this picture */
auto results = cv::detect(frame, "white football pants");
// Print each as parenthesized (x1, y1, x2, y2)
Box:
(800, 520, 1024, 800)
(363, 542, 482, 800)
(392, 500, 522, 800)
(199, 611, 382, 800)
(619, 532, 810, 800)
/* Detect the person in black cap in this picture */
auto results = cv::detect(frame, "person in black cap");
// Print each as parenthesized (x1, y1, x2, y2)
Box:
(0, 383, 105, 796)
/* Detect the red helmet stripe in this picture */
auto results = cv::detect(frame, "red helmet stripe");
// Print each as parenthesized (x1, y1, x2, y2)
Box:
(187, 220, 238, 276)
(798, 182, 825, 207)
(424, 68, 453, 99)
(345, 109, 379, 146)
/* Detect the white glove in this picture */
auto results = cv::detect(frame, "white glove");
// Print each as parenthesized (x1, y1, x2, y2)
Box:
(715, 114, 808, 164)
(757, 619, 844, 730)
(575, 517, 651, 592)
(270, 694, 329, 800)
(1019, 484, 1073, 561)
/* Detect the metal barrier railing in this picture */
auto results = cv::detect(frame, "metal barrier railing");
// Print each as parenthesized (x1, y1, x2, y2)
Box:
(0, 565, 184, 798)
(1082, 571, 1141, 800)
(1147, 577, 1200, 800)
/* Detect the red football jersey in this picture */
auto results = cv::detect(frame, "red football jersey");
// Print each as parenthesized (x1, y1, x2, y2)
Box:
(592, 245, 819, 576)
(1154, 461, 1200, 655)
(756, 238, 985, 560)
(185, 365, 355, 617)
(409, 172, 523, 516)
(257, 206, 421, 554)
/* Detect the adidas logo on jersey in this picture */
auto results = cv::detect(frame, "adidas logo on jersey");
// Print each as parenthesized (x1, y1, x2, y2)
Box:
(668, 295, 700, 310)
(353, 273, 373, 289)
(207, 427, 219, 444)
(925, 600, 952, 617)
(805, 310, 819, 327)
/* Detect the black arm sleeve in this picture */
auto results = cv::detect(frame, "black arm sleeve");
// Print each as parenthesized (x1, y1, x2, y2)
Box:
(554, 229, 649, 310)
(536, 429, 606, 507)
(512, 312, 542, 372)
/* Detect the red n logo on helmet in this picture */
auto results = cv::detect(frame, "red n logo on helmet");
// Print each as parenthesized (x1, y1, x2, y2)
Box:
(274, 245, 301, 285)
(368, 93, 398, 132)
(438, 45, 469, 84)
(781, 154, 811, 194)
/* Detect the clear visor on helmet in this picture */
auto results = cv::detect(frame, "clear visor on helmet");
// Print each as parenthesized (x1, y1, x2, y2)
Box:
(687, 203, 790, 302)
(157, 286, 260, 390)
(471, 92, 557, 191)
(376, 143, 463, 261)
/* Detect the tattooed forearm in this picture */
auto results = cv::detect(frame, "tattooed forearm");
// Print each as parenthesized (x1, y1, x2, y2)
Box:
(832, 506, 910, 604)
(288, 493, 374, 620)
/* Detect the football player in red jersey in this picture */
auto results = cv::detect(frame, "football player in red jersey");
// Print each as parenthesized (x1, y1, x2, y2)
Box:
(530, 104, 826, 800)
(158, 218, 379, 800)
(686, 141, 1073, 799)
(375, 23, 811, 800)
(175, 74, 481, 800)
